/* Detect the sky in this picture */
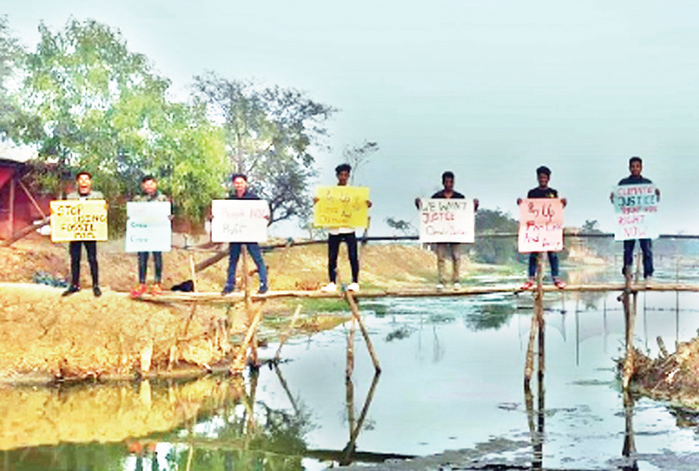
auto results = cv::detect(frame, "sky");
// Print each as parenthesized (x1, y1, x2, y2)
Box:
(4, 0, 699, 236)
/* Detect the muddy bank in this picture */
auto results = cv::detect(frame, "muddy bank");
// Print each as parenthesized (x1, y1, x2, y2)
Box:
(627, 337, 699, 410)
(0, 283, 234, 383)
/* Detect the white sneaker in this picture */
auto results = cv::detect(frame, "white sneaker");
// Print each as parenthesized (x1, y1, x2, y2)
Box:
(347, 282, 360, 292)
(453, 283, 461, 290)
(436, 283, 444, 291)
(321, 282, 337, 292)
(644, 276, 653, 288)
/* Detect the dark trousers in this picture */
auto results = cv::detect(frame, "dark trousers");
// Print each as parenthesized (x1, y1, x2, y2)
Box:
(225, 243, 268, 289)
(69, 241, 99, 287)
(623, 239, 653, 278)
(138, 252, 163, 284)
(528, 252, 559, 279)
(328, 233, 359, 283)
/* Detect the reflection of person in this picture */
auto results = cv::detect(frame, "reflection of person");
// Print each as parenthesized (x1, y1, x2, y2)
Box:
(221, 174, 269, 295)
(518, 166, 567, 290)
(609, 156, 660, 283)
(316, 163, 372, 293)
(414, 171, 479, 290)
(130, 175, 169, 298)
(62, 171, 104, 297)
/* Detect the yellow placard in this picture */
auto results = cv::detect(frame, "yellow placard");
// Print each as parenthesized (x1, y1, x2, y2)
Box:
(313, 186, 370, 228)
(50, 200, 108, 242)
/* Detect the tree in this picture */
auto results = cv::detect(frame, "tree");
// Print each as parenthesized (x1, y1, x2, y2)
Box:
(7, 18, 228, 226)
(0, 15, 23, 141)
(343, 140, 378, 184)
(474, 208, 519, 264)
(192, 72, 336, 225)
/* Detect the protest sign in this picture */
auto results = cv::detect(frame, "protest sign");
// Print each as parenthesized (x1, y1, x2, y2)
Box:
(613, 184, 659, 241)
(418, 198, 475, 243)
(211, 200, 269, 243)
(125, 201, 172, 252)
(50, 200, 108, 242)
(313, 186, 370, 228)
(518, 198, 564, 253)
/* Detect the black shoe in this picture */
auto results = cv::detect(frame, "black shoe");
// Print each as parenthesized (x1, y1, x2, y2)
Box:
(93, 286, 102, 297)
(62, 285, 80, 297)
(257, 286, 269, 294)
(221, 285, 235, 295)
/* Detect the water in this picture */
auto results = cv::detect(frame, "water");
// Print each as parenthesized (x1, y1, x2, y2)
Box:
(5, 279, 699, 470)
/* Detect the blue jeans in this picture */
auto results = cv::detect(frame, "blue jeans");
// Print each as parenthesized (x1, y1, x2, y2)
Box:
(528, 252, 559, 279)
(623, 239, 653, 278)
(225, 243, 268, 290)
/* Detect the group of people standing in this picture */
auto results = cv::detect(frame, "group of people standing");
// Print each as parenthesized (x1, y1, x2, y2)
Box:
(58, 156, 658, 297)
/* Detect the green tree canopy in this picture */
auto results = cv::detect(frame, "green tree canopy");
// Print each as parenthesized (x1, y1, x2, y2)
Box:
(193, 72, 336, 225)
(7, 18, 228, 226)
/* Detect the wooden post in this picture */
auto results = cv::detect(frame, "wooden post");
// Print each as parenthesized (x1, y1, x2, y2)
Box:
(524, 252, 545, 387)
(622, 254, 637, 389)
(8, 177, 15, 239)
(242, 248, 259, 368)
(274, 304, 303, 362)
(346, 314, 356, 379)
(188, 253, 198, 292)
(230, 302, 264, 375)
(344, 291, 381, 373)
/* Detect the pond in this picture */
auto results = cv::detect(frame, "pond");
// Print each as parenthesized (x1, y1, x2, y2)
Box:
(4, 270, 699, 471)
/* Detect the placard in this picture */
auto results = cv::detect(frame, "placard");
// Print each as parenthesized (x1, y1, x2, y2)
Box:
(613, 184, 659, 241)
(125, 201, 172, 252)
(418, 198, 475, 243)
(518, 198, 564, 253)
(50, 200, 108, 242)
(313, 186, 370, 228)
(211, 200, 269, 243)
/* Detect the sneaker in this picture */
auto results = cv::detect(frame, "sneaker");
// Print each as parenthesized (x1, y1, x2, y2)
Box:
(436, 283, 445, 291)
(93, 286, 102, 297)
(151, 283, 163, 296)
(221, 285, 235, 295)
(257, 285, 269, 294)
(644, 276, 653, 288)
(554, 278, 567, 289)
(62, 285, 80, 297)
(130, 284, 147, 298)
(520, 279, 535, 290)
(453, 283, 461, 290)
(347, 282, 360, 292)
(321, 282, 337, 293)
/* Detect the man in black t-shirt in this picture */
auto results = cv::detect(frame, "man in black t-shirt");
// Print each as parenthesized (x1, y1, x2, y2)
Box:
(518, 166, 567, 290)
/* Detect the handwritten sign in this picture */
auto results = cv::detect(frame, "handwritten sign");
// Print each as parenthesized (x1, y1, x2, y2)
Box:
(50, 200, 108, 242)
(518, 198, 564, 253)
(313, 186, 370, 228)
(211, 200, 269, 243)
(125, 202, 172, 252)
(418, 198, 475, 243)
(613, 184, 658, 240)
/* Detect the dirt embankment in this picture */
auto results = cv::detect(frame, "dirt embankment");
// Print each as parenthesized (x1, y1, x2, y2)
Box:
(0, 235, 454, 383)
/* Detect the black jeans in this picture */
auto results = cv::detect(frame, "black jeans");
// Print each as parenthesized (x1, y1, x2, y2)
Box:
(69, 241, 99, 287)
(138, 252, 163, 284)
(328, 233, 359, 283)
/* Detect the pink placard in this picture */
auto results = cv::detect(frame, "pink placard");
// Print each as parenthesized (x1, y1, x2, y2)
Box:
(518, 198, 564, 253)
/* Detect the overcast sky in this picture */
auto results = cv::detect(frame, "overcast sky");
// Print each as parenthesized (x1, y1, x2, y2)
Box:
(5, 1, 699, 235)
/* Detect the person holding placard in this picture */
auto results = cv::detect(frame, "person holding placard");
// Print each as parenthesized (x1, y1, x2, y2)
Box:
(316, 163, 372, 292)
(62, 171, 104, 297)
(221, 174, 269, 295)
(414, 171, 479, 290)
(609, 156, 660, 283)
(130, 175, 170, 298)
(518, 166, 567, 290)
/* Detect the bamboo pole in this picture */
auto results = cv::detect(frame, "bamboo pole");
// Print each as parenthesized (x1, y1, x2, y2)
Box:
(230, 302, 264, 375)
(536, 254, 545, 382)
(273, 304, 303, 362)
(344, 291, 381, 373)
(242, 248, 259, 368)
(0, 216, 49, 247)
(622, 255, 637, 389)
(346, 314, 356, 379)
(8, 178, 14, 240)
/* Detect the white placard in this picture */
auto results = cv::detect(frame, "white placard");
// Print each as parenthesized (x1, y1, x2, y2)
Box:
(211, 199, 269, 243)
(518, 198, 564, 253)
(125, 201, 172, 252)
(613, 184, 659, 241)
(418, 198, 475, 243)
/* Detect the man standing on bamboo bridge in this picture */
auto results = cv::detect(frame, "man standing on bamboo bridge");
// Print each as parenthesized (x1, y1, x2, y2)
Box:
(415, 171, 479, 291)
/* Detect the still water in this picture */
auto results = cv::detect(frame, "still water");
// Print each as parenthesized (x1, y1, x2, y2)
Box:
(4, 277, 699, 470)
